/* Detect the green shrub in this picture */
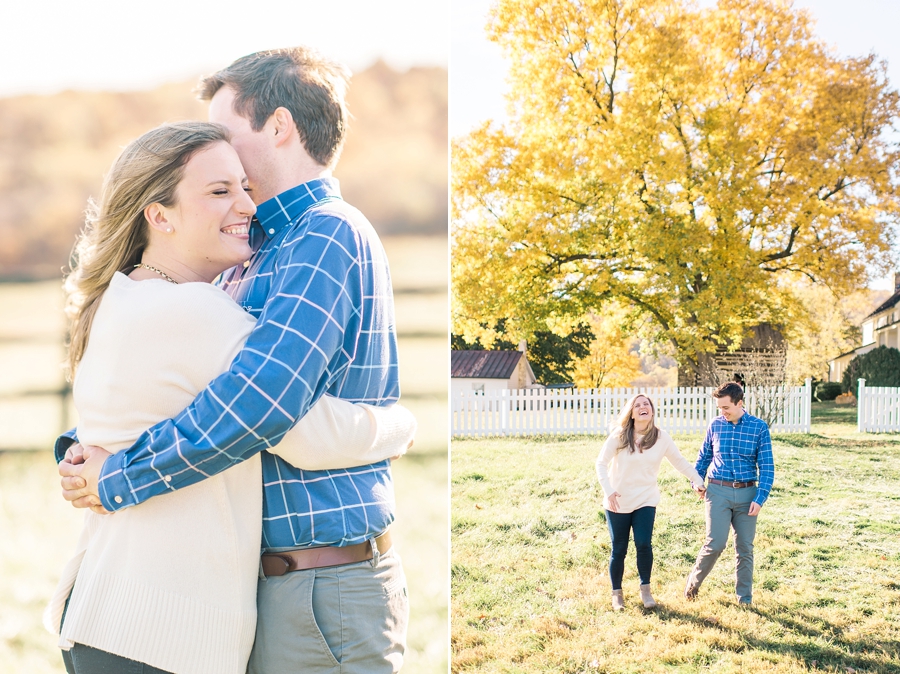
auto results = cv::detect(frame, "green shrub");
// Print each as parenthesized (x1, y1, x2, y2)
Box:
(841, 345, 900, 393)
(815, 381, 843, 401)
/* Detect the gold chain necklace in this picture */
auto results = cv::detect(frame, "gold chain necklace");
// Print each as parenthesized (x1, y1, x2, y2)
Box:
(133, 263, 178, 284)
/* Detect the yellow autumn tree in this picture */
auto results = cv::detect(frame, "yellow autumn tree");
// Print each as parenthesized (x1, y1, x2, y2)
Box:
(452, 0, 900, 377)
(571, 308, 643, 388)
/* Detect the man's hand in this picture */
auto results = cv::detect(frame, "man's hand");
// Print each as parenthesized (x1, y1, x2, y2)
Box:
(64, 442, 85, 465)
(59, 445, 112, 514)
(748, 502, 762, 517)
(607, 491, 621, 513)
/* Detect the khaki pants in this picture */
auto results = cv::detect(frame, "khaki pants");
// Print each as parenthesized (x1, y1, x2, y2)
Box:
(686, 483, 758, 601)
(248, 549, 408, 674)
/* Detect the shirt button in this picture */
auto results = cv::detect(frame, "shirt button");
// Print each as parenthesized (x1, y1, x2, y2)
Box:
(114, 495, 123, 504)
(164, 475, 172, 483)
(268, 228, 275, 234)
(243, 260, 250, 268)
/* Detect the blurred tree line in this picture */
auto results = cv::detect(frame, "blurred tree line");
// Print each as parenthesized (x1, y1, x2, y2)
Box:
(0, 61, 447, 280)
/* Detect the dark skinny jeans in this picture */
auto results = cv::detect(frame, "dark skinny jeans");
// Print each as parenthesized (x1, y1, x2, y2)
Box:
(60, 596, 172, 674)
(606, 506, 657, 590)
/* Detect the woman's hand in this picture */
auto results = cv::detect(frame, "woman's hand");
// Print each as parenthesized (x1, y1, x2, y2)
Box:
(607, 492, 622, 512)
(389, 438, 414, 461)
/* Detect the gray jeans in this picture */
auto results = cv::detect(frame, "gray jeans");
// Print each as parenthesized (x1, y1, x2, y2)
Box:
(686, 483, 758, 601)
(248, 548, 408, 674)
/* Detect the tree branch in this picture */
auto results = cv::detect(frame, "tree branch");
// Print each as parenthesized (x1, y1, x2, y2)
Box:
(761, 224, 801, 262)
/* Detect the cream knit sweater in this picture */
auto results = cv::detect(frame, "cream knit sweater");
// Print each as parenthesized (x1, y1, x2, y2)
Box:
(595, 428, 703, 513)
(46, 272, 415, 674)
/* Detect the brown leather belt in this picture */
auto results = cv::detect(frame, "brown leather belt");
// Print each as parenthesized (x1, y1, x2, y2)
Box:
(708, 478, 756, 489)
(260, 531, 392, 577)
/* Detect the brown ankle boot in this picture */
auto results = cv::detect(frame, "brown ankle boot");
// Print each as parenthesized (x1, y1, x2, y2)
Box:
(611, 589, 625, 611)
(640, 584, 657, 608)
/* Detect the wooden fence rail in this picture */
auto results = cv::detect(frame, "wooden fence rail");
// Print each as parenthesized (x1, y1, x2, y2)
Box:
(452, 380, 812, 437)
(0, 331, 72, 449)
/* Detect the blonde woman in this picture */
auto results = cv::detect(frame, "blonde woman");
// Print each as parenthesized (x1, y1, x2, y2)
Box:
(595, 394, 704, 610)
(47, 122, 415, 674)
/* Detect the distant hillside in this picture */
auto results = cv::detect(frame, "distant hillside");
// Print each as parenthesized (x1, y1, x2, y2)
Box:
(0, 62, 447, 280)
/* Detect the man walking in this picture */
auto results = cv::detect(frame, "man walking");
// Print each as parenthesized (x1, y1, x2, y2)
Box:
(59, 47, 408, 673)
(684, 382, 775, 606)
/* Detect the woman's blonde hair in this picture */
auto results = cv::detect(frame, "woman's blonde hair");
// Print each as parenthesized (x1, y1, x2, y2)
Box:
(64, 121, 230, 379)
(614, 394, 659, 453)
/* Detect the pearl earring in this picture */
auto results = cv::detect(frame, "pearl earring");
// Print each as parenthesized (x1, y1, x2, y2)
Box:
(166, 228, 172, 233)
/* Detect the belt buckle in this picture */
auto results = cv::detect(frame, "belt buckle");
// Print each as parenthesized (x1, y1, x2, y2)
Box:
(261, 554, 292, 577)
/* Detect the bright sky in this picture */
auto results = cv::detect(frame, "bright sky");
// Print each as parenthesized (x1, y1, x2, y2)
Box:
(450, 0, 900, 289)
(0, 0, 448, 96)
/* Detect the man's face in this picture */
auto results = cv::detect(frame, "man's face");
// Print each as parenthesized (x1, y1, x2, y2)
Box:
(716, 396, 744, 423)
(208, 86, 273, 205)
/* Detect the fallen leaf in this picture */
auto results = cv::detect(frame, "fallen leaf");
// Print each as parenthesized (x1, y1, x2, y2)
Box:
(475, 503, 483, 509)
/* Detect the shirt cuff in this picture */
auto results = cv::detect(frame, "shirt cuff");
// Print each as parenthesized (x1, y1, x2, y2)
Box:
(54, 429, 78, 464)
(598, 477, 615, 497)
(97, 451, 138, 511)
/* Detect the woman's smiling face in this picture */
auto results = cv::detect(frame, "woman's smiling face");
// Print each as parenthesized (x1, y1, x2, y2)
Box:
(631, 396, 654, 424)
(166, 141, 256, 278)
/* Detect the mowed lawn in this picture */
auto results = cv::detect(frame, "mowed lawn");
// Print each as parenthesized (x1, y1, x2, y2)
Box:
(451, 403, 900, 673)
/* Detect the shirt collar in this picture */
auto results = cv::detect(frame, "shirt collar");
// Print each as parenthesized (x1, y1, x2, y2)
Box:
(254, 177, 342, 239)
(717, 411, 746, 426)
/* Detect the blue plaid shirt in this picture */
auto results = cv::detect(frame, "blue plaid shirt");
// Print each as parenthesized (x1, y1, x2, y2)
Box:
(91, 178, 400, 549)
(696, 412, 775, 506)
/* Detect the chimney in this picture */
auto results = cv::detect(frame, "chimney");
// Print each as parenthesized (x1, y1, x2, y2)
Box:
(517, 340, 528, 388)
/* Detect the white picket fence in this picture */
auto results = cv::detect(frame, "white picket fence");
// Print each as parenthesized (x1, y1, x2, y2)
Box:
(858, 378, 900, 432)
(452, 380, 812, 437)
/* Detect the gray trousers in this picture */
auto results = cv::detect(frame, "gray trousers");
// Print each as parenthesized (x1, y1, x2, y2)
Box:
(248, 548, 408, 674)
(686, 483, 758, 601)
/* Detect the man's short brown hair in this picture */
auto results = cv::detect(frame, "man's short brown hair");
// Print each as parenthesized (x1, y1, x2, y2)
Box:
(713, 382, 744, 405)
(197, 47, 350, 168)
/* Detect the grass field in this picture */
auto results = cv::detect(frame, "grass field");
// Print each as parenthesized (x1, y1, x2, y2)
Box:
(0, 235, 449, 673)
(451, 403, 900, 673)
